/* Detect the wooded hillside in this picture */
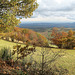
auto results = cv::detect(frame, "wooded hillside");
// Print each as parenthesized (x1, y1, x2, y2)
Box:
(1, 27, 48, 47)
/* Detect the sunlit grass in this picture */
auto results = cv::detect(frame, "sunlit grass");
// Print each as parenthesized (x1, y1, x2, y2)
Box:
(0, 39, 75, 74)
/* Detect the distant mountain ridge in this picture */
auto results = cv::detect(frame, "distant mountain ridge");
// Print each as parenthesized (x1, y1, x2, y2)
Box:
(19, 22, 75, 32)
(19, 22, 75, 28)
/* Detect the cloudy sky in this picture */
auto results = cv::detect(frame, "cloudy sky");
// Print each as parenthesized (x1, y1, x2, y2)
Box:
(21, 0, 75, 23)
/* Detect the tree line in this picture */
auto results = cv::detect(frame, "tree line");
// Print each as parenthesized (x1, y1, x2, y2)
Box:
(51, 27, 75, 49)
(1, 27, 49, 47)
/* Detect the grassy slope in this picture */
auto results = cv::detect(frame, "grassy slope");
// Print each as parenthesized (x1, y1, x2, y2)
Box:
(0, 39, 75, 74)
(0, 39, 26, 49)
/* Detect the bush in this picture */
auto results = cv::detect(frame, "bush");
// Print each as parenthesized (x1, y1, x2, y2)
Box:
(0, 47, 11, 60)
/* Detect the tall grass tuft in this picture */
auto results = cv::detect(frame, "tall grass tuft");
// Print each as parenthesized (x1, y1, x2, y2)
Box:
(0, 47, 11, 60)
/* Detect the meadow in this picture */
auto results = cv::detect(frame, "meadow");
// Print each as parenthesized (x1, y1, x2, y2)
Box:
(0, 39, 75, 75)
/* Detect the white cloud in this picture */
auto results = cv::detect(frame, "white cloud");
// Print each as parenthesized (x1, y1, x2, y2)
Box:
(55, 0, 63, 4)
(21, 0, 75, 22)
(21, 15, 75, 23)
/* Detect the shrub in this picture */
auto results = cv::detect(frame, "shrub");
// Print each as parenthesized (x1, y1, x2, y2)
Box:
(0, 47, 11, 60)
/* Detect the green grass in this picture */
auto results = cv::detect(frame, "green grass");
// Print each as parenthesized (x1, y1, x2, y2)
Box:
(0, 39, 75, 75)
(49, 44, 58, 48)
(0, 39, 26, 49)
(0, 39, 17, 49)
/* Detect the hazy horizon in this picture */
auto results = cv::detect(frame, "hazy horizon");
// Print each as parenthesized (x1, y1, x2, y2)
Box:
(20, 21, 75, 24)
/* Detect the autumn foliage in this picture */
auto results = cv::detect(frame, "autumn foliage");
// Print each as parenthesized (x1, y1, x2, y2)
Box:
(51, 27, 75, 49)
(3, 27, 48, 47)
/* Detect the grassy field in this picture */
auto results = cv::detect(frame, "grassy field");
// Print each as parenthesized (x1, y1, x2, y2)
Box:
(0, 39, 18, 49)
(0, 39, 75, 75)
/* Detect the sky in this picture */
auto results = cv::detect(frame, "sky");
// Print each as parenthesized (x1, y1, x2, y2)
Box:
(20, 0, 75, 23)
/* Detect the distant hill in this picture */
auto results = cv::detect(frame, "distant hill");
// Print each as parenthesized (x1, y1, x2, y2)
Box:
(19, 22, 75, 31)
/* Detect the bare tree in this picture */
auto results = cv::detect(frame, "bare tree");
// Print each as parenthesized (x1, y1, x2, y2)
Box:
(27, 47, 68, 75)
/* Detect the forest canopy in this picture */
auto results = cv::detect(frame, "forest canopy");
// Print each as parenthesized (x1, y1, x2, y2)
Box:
(51, 27, 75, 49)
(2, 27, 49, 47)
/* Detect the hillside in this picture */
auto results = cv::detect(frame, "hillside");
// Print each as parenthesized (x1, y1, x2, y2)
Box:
(2, 27, 48, 47)
(0, 40, 75, 75)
